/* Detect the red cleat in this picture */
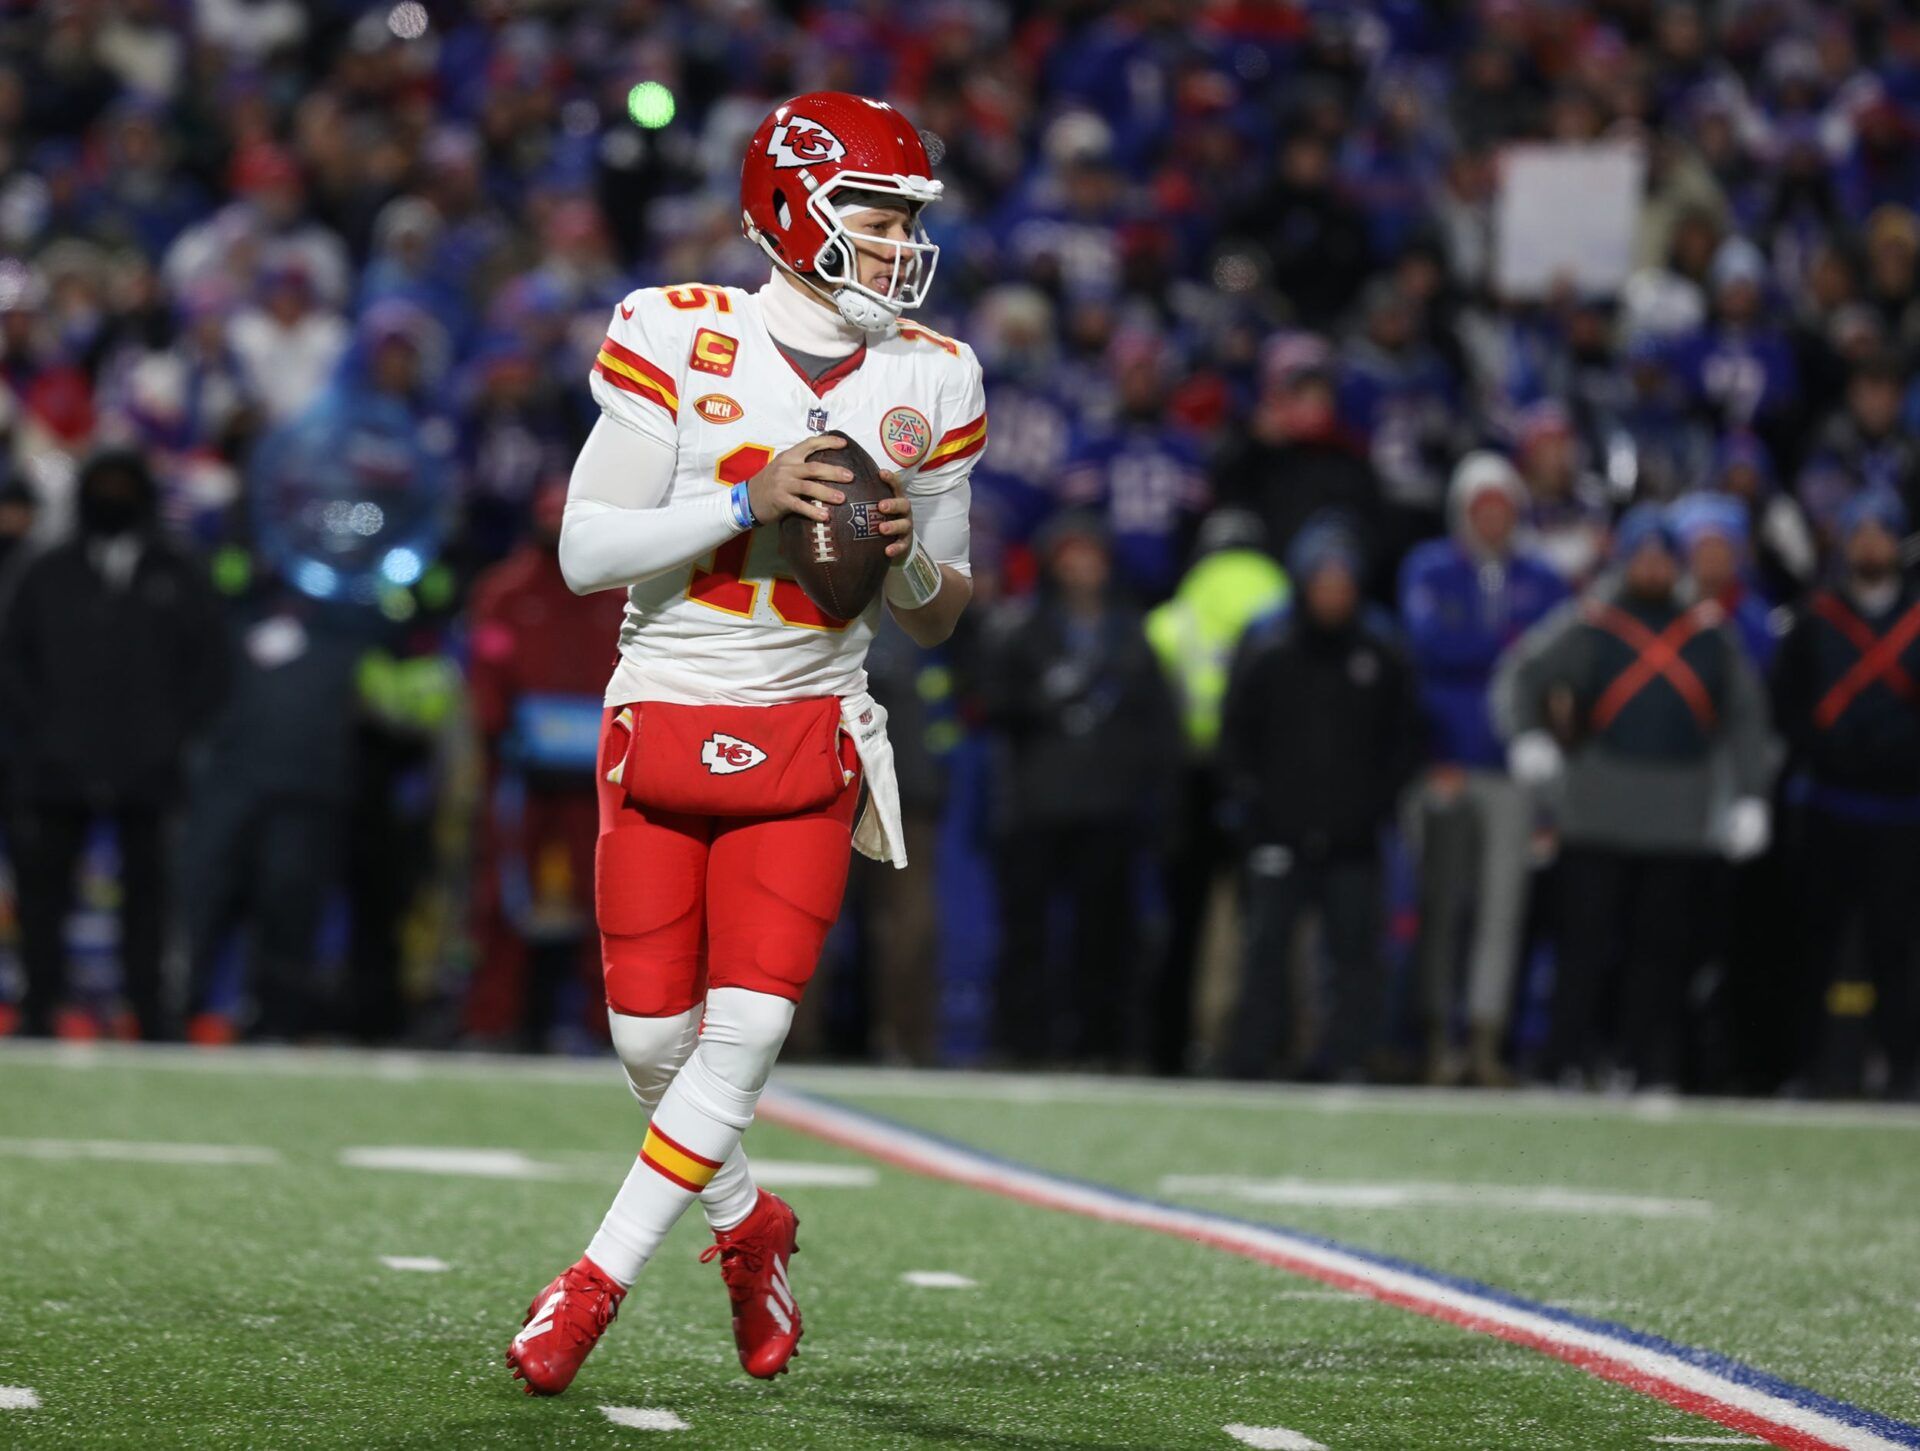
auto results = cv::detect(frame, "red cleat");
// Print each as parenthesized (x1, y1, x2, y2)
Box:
(700, 1189, 803, 1378)
(505, 1256, 625, 1396)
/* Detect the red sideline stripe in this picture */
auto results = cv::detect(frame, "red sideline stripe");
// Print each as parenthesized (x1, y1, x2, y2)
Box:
(756, 1095, 1858, 1451)
(599, 336, 675, 392)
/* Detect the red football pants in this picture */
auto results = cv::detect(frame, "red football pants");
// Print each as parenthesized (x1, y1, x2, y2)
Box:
(594, 705, 860, 1017)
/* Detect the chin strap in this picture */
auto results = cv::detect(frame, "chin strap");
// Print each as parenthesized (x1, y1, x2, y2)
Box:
(831, 287, 900, 335)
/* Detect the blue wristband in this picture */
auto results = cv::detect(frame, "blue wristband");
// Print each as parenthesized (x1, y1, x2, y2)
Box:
(728, 481, 755, 531)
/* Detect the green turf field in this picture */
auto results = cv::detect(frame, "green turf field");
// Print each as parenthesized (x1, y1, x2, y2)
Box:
(1, 1046, 1917, 1450)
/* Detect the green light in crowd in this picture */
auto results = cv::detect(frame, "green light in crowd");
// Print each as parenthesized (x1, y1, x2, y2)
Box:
(628, 82, 675, 129)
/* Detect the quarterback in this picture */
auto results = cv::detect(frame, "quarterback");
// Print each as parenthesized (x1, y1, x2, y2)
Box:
(505, 93, 985, 1395)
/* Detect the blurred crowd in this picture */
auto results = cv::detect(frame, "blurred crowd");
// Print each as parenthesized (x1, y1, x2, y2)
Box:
(3, 0, 1920, 1097)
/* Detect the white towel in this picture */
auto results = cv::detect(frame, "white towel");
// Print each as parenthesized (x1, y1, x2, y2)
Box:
(840, 691, 907, 869)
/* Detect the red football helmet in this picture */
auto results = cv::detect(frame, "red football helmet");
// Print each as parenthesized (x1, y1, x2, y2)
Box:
(740, 92, 943, 331)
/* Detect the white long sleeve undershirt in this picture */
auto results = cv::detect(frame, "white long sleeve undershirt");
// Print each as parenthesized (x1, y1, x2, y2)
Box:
(557, 415, 741, 595)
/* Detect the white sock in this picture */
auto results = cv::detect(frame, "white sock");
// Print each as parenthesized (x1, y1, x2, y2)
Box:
(588, 990, 794, 1285)
(607, 1008, 761, 1237)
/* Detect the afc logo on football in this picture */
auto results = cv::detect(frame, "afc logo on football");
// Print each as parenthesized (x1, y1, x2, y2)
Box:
(701, 732, 767, 775)
(690, 329, 737, 377)
(765, 117, 846, 170)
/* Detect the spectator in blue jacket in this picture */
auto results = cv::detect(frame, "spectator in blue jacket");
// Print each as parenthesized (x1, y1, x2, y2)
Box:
(1670, 236, 1802, 447)
(1399, 451, 1568, 1084)
(1057, 333, 1211, 604)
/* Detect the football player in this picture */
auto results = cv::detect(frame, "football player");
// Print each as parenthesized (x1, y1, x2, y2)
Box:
(505, 93, 984, 1396)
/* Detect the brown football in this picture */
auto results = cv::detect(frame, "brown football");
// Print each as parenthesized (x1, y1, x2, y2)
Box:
(777, 431, 895, 622)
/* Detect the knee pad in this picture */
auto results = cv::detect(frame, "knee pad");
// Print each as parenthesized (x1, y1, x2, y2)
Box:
(609, 1007, 700, 1108)
(697, 987, 797, 1095)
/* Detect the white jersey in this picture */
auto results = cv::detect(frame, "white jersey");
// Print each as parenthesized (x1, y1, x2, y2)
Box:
(589, 283, 985, 706)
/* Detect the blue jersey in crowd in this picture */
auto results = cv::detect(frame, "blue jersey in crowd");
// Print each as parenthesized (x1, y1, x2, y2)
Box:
(971, 378, 1079, 552)
(1669, 325, 1800, 429)
(1398, 540, 1568, 768)
(1059, 420, 1210, 601)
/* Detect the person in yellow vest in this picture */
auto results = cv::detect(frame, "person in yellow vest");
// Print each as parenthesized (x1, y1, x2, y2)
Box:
(1144, 510, 1290, 1074)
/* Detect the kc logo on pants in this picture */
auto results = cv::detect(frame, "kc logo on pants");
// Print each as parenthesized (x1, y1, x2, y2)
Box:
(702, 733, 768, 775)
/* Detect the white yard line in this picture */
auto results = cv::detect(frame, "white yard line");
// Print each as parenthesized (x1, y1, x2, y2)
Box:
(737, 1159, 876, 1188)
(1162, 1174, 1712, 1220)
(1224, 1425, 1328, 1450)
(338, 1146, 875, 1186)
(0, 1137, 278, 1166)
(900, 1270, 976, 1289)
(1275, 1290, 1367, 1302)
(9, 1041, 1920, 1134)
(340, 1147, 563, 1179)
(599, 1406, 688, 1431)
(378, 1256, 449, 1272)
(0, 1388, 39, 1411)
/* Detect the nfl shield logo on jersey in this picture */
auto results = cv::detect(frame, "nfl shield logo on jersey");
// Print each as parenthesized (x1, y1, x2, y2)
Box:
(807, 406, 829, 433)
(701, 733, 768, 776)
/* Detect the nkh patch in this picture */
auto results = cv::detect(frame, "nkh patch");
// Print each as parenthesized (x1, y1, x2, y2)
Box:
(701, 733, 766, 775)
(879, 406, 931, 465)
(693, 393, 743, 424)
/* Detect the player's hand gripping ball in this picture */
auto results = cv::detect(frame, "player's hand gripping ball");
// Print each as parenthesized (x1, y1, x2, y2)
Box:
(772, 432, 906, 622)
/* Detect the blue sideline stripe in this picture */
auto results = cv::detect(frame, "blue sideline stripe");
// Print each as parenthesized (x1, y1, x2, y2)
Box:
(778, 1086, 1920, 1448)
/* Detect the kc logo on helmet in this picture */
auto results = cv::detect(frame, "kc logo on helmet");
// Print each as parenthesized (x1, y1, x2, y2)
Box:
(701, 733, 767, 775)
(766, 118, 847, 170)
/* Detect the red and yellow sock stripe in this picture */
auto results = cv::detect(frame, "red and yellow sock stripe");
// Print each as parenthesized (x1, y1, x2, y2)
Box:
(640, 1125, 722, 1192)
(924, 409, 987, 470)
(594, 337, 679, 420)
